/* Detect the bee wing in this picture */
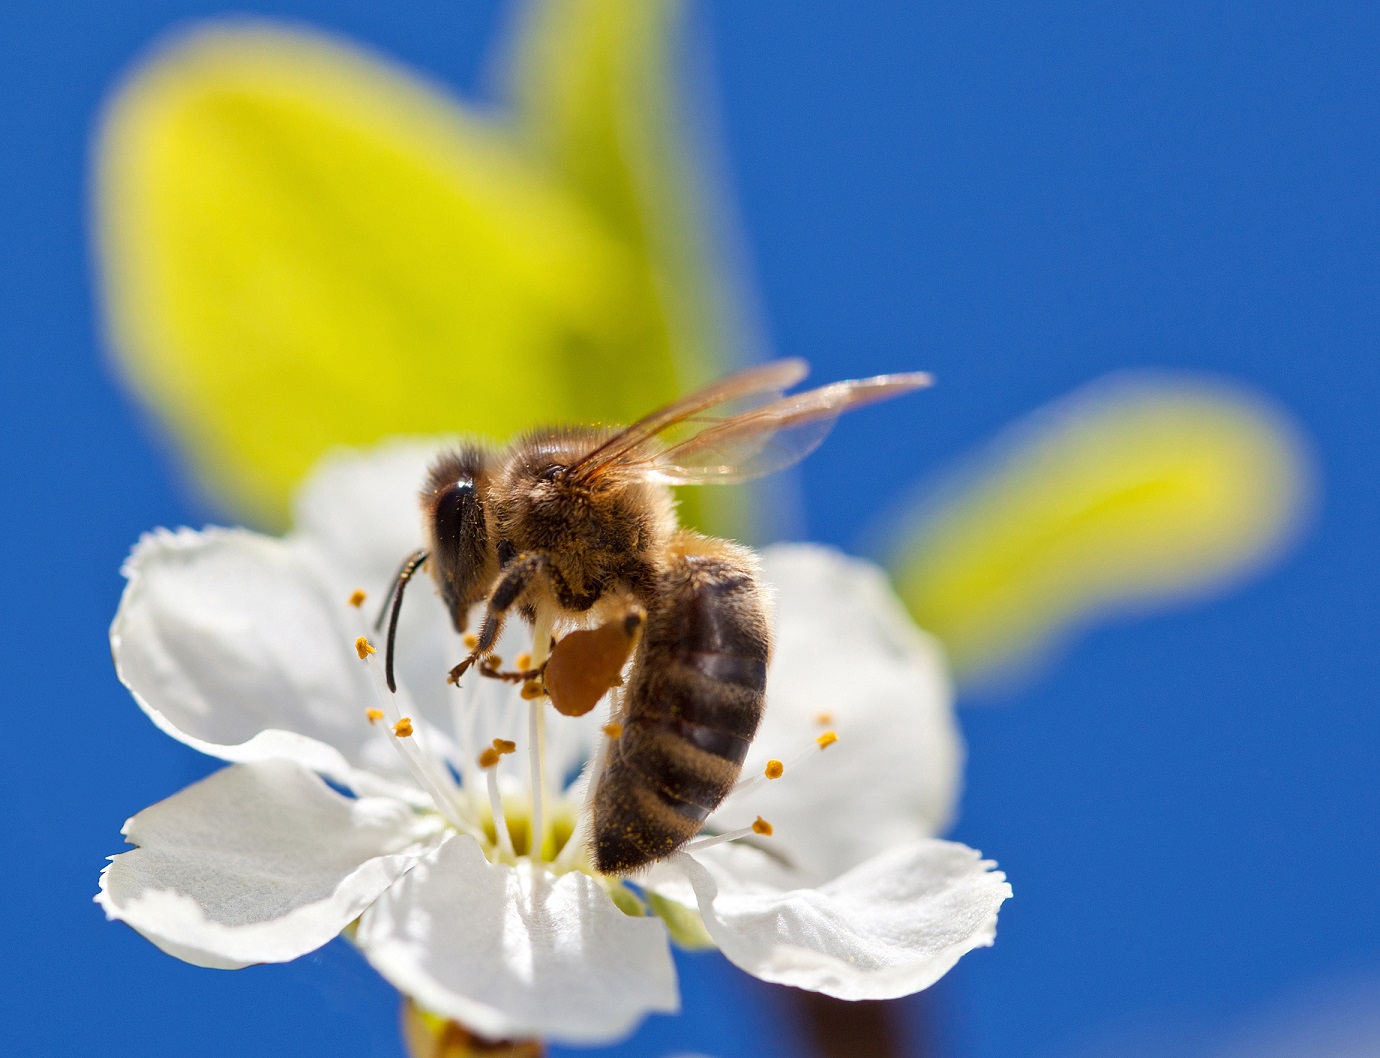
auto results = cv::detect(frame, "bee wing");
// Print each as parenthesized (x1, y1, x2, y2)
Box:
(569, 358, 810, 476)
(644, 372, 933, 485)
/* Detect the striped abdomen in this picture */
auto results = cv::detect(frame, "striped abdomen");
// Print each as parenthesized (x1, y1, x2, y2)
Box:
(591, 543, 769, 874)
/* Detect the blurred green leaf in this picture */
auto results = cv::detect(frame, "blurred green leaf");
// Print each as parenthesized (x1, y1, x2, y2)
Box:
(888, 374, 1314, 689)
(97, 5, 751, 530)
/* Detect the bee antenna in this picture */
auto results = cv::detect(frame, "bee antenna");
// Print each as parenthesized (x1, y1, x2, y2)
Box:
(379, 549, 429, 694)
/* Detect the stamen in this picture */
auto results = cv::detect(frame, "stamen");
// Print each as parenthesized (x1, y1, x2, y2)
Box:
(815, 712, 833, 726)
(366, 708, 384, 725)
(515, 652, 532, 671)
(492, 738, 516, 755)
(478, 747, 501, 769)
(685, 821, 773, 852)
(520, 679, 545, 700)
(358, 649, 483, 841)
(393, 717, 414, 738)
(349, 589, 367, 608)
(481, 654, 502, 671)
(602, 722, 623, 739)
(729, 729, 841, 800)
(355, 636, 376, 660)
(486, 765, 516, 860)
(528, 698, 545, 864)
(463, 633, 478, 650)
(527, 610, 554, 866)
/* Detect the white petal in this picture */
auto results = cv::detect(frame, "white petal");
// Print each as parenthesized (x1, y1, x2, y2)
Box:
(113, 526, 450, 798)
(357, 837, 679, 1044)
(666, 839, 1010, 1000)
(715, 544, 961, 884)
(292, 440, 439, 587)
(97, 760, 435, 969)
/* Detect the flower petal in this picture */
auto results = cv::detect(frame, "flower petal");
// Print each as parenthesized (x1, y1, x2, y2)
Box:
(356, 836, 679, 1044)
(97, 760, 434, 969)
(666, 839, 1010, 1000)
(112, 525, 441, 798)
(709, 545, 961, 884)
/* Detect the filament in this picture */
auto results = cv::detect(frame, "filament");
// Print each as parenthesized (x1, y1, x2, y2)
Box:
(727, 730, 841, 801)
(684, 821, 768, 853)
(362, 652, 484, 841)
(486, 766, 516, 860)
(526, 611, 554, 866)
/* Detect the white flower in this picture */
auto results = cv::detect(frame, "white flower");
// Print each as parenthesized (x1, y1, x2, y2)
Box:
(97, 442, 1011, 1044)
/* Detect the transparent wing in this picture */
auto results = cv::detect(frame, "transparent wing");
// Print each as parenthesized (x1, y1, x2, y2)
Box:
(569, 358, 810, 478)
(644, 372, 933, 486)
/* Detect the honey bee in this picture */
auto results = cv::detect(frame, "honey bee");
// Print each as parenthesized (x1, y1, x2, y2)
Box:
(380, 359, 930, 873)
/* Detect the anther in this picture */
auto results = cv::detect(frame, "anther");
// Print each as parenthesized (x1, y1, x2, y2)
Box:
(752, 816, 773, 836)
(355, 636, 376, 660)
(366, 708, 384, 725)
(478, 747, 501, 769)
(492, 738, 516, 755)
(349, 589, 367, 608)
(816, 730, 838, 750)
(481, 654, 502, 671)
(815, 712, 833, 726)
(515, 652, 532, 672)
(520, 679, 545, 700)
(764, 759, 784, 780)
(393, 717, 414, 738)
(602, 722, 623, 739)
(463, 633, 479, 650)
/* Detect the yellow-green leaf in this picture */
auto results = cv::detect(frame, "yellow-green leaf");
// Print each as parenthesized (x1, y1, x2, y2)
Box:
(96, 15, 747, 530)
(888, 374, 1313, 688)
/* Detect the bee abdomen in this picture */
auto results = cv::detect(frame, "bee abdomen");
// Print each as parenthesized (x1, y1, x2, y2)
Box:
(592, 544, 769, 874)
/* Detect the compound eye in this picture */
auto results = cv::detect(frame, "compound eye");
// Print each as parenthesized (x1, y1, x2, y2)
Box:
(537, 463, 566, 482)
(433, 478, 478, 548)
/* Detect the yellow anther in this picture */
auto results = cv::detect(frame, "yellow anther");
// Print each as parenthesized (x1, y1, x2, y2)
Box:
(392, 717, 414, 738)
(602, 722, 624, 739)
(520, 679, 545, 700)
(480, 654, 502, 670)
(348, 589, 367, 608)
(492, 738, 516, 755)
(816, 730, 838, 750)
(463, 633, 479, 650)
(477, 747, 501, 769)
(366, 708, 384, 725)
(515, 652, 532, 671)
(355, 636, 376, 660)
(815, 712, 833, 726)
(764, 759, 785, 780)
(752, 816, 773, 836)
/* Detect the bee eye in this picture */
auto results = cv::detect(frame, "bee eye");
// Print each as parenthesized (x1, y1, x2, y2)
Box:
(537, 463, 566, 482)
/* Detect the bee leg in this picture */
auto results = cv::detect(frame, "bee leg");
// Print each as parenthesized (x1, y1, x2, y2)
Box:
(448, 552, 550, 684)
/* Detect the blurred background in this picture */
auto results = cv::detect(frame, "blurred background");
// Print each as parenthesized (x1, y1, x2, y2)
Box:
(3, 2, 1377, 1057)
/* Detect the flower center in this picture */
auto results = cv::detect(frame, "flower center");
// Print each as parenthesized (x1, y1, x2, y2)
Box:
(350, 605, 839, 881)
